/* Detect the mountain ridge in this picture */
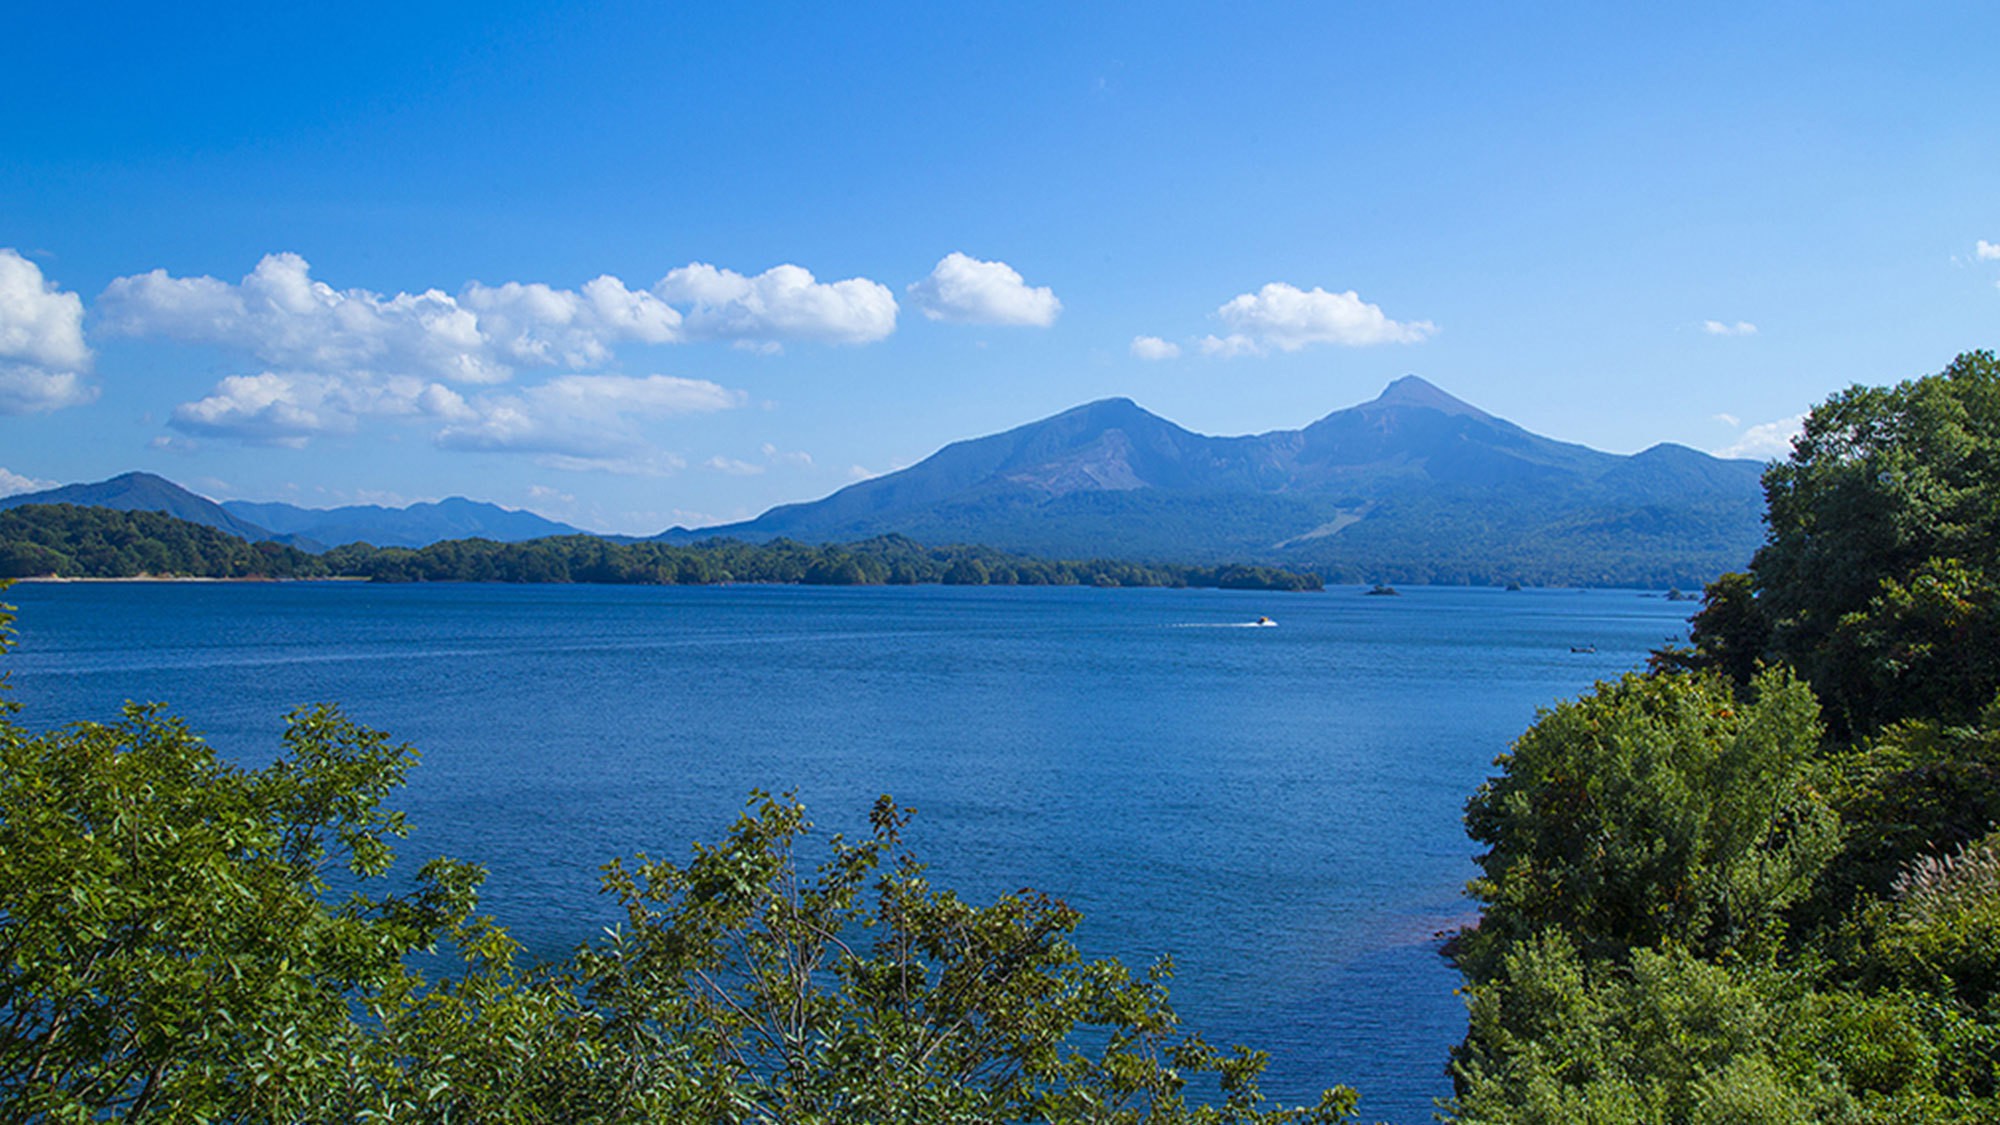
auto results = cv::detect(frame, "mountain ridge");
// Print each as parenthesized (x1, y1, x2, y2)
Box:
(658, 376, 1768, 587)
(0, 474, 582, 550)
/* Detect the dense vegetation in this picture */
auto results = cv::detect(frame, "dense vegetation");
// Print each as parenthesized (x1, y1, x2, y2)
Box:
(0, 507, 1321, 591)
(0, 504, 324, 580)
(0, 603, 1357, 1121)
(1451, 351, 2000, 1121)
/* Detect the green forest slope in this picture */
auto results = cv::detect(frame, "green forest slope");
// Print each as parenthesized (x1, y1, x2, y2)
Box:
(1450, 350, 2000, 1122)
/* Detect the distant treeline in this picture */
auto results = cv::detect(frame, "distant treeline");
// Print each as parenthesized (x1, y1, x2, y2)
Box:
(0, 504, 1322, 591)
(0, 505, 324, 579)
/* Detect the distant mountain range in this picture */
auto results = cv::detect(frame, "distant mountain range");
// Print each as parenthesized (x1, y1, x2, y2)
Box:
(0, 473, 583, 550)
(657, 376, 1769, 587)
(219, 497, 584, 550)
(0, 376, 1771, 586)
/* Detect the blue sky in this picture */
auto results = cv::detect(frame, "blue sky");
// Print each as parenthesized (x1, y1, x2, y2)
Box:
(3, 2, 1996, 533)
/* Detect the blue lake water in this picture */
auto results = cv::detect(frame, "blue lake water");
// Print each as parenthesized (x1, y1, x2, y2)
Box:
(1, 581, 1691, 1122)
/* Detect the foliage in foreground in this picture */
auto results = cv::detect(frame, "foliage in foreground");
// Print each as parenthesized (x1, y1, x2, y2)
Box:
(0, 598, 1356, 1122)
(1452, 352, 2000, 1122)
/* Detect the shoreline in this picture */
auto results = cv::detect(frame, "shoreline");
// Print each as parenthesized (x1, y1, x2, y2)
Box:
(10, 575, 372, 584)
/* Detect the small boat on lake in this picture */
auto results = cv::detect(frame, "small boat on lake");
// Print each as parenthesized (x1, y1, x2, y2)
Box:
(1254, 616, 1276, 627)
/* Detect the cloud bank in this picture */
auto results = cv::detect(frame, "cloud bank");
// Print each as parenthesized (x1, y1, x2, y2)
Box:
(1713, 413, 1806, 461)
(103, 253, 895, 454)
(102, 253, 863, 386)
(0, 249, 95, 414)
(908, 253, 1061, 326)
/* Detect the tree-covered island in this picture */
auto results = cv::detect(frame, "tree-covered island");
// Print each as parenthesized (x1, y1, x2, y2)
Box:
(0, 513, 1322, 592)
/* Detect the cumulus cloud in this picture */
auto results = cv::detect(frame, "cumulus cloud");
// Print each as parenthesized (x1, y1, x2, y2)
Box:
(1713, 413, 1806, 461)
(0, 467, 56, 498)
(1130, 335, 1180, 361)
(101, 253, 687, 385)
(170, 371, 452, 447)
(1977, 240, 2000, 261)
(1702, 319, 1759, 337)
(656, 263, 897, 345)
(169, 364, 742, 461)
(908, 253, 1061, 326)
(1195, 334, 1262, 359)
(433, 373, 744, 460)
(103, 253, 901, 395)
(0, 249, 95, 414)
(1174, 282, 1435, 358)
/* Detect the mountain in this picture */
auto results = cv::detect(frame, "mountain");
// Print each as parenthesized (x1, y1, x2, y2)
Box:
(0, 472, 278, 543)
(0, 473, 583, 551)
(220, 497, 583, 549)
(658, 376, 1769, 587)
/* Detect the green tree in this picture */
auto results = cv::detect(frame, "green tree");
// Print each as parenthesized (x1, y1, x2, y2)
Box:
(567, 793, 1360, 1124)
(1751, 349, 2000, 736)
(1461, 669, 1837, 974)
(0, 694, 483, 1120)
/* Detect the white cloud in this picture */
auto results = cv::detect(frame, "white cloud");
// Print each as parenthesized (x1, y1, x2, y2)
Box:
(1196, 333, 1263, 358)
(0, 250, 90, 370)
(434, 373, 743, 459)
(103, 255, 899, 393)
(655, 262, 897, 345)
(908, 253, 1061, 327)
(1130, 335, 1181, 361)
(0, 467, 56, 498)
(1713, 413, 1806, 461)
(0, 366, 96, 414)
(1701, 319, 1759, 337)
(1192, 282, 1435, 356)
(104, 255, 687, 386)
(1977, 240, 2000, 261)
(1712, 412, 1740, 427)
(0, 249, 94, 414)
(461, 276, 683, 368)
(170, 371, 449, 447)
(704, 456, 765, 476)
(103, 254, 515, 383)
(170, 366, 740, 457)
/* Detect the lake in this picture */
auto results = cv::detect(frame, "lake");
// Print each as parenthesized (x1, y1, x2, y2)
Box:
(1, 580, 1691, 1122)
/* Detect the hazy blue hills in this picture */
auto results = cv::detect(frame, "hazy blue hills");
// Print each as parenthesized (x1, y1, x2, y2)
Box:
(220, 497, 584, 549)
(0, 473, 583, 550)
(0, 472, 278, 543)
(658, 377, 1769, 588)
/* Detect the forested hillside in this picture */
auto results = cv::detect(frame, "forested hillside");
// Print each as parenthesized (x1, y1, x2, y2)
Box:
(0, 506, 1321, 592)
(1451, 351, 2000, 1121)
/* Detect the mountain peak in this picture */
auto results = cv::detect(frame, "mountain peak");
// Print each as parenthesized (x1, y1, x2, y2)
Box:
(1365, 375, 1490, 419)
